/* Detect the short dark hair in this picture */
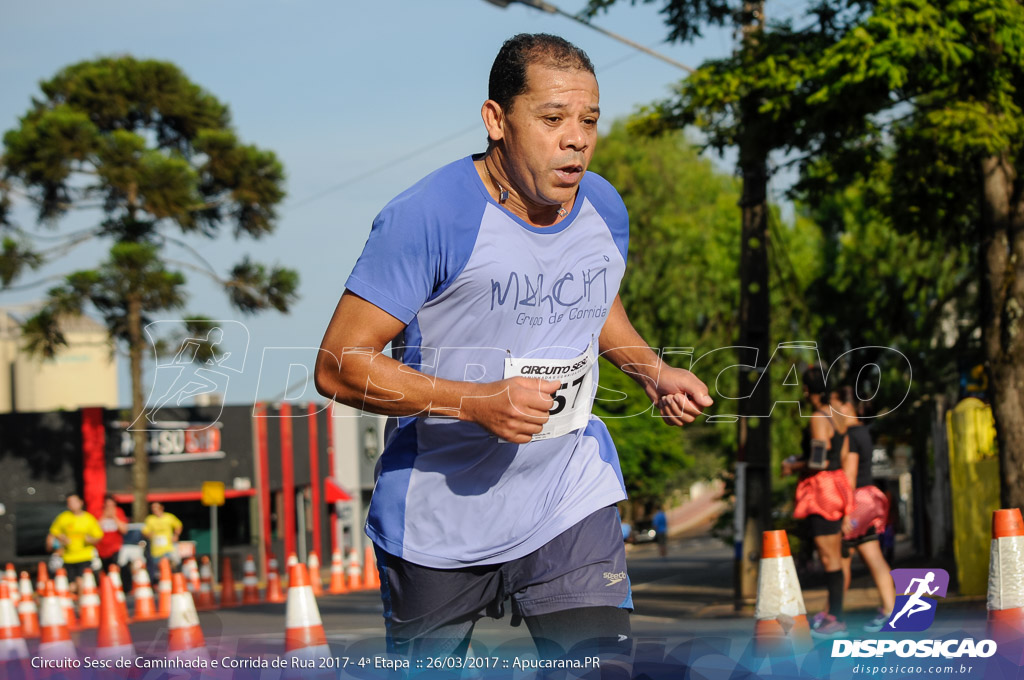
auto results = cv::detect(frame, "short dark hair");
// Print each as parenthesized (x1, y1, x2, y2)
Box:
(488, 33, 595, 115)
(802, 367, 828, 396)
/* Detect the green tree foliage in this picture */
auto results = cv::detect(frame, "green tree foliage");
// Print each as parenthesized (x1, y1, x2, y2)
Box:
(588, 1, 1005, 501)
(590, 122, 738, 504)
(804, 0, 1024, 507)
(0, 57, 299, 520)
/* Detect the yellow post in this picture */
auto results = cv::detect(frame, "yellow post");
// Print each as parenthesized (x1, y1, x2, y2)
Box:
(946, 397, 1001, 596)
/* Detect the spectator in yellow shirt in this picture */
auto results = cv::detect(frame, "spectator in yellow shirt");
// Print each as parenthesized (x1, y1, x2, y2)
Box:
(48, 493, 103, 587)
(143, 502, 182, 577)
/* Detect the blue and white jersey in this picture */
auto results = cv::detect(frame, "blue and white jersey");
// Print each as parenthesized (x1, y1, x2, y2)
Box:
(346, 155, 630, 568)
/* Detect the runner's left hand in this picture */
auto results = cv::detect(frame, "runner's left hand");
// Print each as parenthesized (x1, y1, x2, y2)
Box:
(644, 366, 713, 426)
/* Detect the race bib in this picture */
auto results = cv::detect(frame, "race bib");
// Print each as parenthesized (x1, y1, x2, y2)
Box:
(100, 518, 118, 532)
(504, 343, 595, 441)
(154, 535, 169, 548)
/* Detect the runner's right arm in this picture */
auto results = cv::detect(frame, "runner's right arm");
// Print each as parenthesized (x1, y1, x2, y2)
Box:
(315, 291, 560, 444)
(48, 514, 67, 547)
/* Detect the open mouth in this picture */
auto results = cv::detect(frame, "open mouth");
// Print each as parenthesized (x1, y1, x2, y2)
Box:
(554, 164, 584, 184)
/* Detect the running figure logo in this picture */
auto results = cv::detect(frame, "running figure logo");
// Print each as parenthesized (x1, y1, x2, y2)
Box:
(884, 568, 950, 632)
(132, 320, 250, 431)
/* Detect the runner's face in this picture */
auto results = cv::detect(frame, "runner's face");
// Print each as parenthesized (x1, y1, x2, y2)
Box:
(500, 64, 599, 207)
(67, 495, 83, 512)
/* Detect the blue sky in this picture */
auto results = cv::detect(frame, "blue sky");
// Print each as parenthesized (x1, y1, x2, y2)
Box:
(1, 0, 747, 407)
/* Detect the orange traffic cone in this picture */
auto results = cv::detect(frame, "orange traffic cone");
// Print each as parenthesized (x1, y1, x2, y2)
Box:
(36, 562, 49, 598)
(53, 569, 79, 632)
(362, 545, 380, 590)
(196, 556, 216, 610)
(266, 557, 286, 603)
(95, 573, 134, 661)
(346, 549, 362, 590)
(77, 568, 101, 629)
(157, 558, 173, 617)
(183, 557, 201, 595)
(38, 581, 76, 662)
(285, 553, 297, 590)
(220, 556, 239, 608)
(108, 565, 130, 624)
(308, 552, 323, 597)
(0, 581, 29, 662)
(3, 564, 15, 593)
(329, 551, 347, 595)
(131, 560, 162, 621)
(17, 573, 39, 640)
(167, 573, 210, 663)
(987, 508, 1024, 663)
(753, 530, 812, 655)
(284, 563, 330, 666)
(242, 555, 261, 604)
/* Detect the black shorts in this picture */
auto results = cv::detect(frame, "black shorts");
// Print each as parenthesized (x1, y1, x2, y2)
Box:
(375, 505, 632, 652)
(807, 514, 842, 537)
(842, 525, 880, 554)
(62, 560, 90, 582)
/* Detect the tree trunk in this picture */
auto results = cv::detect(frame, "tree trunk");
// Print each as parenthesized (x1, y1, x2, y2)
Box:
(736, 151, 772, 606)
(978, 154, 1024, 511)
(128, 294, 149, 522)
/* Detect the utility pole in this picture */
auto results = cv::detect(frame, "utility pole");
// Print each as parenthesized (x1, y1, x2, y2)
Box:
(734, 0, 772, 607)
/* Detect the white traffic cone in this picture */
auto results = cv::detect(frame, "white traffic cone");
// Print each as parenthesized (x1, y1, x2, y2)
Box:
(347, 549, 362, 590)
(38, 581, 77, 663)
(284, 563, 331, 674)
(242, 555, 260, 604)
(167, 573, 211, 663)
(17, 572, 39, 639)
(987, 508, 1024, 664)
(0, 581, 28, 662)
(754, 530, 812, 655)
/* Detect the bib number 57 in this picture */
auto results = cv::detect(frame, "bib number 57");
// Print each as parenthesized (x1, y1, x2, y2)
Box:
(549, 375, 586, 416)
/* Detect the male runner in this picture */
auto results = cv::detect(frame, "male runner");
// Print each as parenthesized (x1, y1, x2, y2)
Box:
(315, 33, 712, 661)
(48, 493, 103, 587)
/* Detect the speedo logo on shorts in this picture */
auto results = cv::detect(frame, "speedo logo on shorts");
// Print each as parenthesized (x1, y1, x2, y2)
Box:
(603, 571, 627, 586)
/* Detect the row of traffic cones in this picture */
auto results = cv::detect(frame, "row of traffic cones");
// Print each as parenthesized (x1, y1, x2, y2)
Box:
(752, 507, 1024, 658)
(10, 545, 381, 618)
(264, 547, 380, 602)
(0, 559, 339, 666)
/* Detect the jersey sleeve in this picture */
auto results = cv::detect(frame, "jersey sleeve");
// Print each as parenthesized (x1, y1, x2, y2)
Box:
(345, 195, 445, 325)
(345, 160, 484, 325)
(582, 172, 629, 263)
(49, 512, 66, 537)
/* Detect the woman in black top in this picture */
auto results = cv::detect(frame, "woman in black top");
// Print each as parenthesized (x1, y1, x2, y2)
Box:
(782, 369, 853, 639)
(831, 386, 895, 632)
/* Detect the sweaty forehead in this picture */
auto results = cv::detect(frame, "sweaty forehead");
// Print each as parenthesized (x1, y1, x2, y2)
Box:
(521, 63, 599, 102)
